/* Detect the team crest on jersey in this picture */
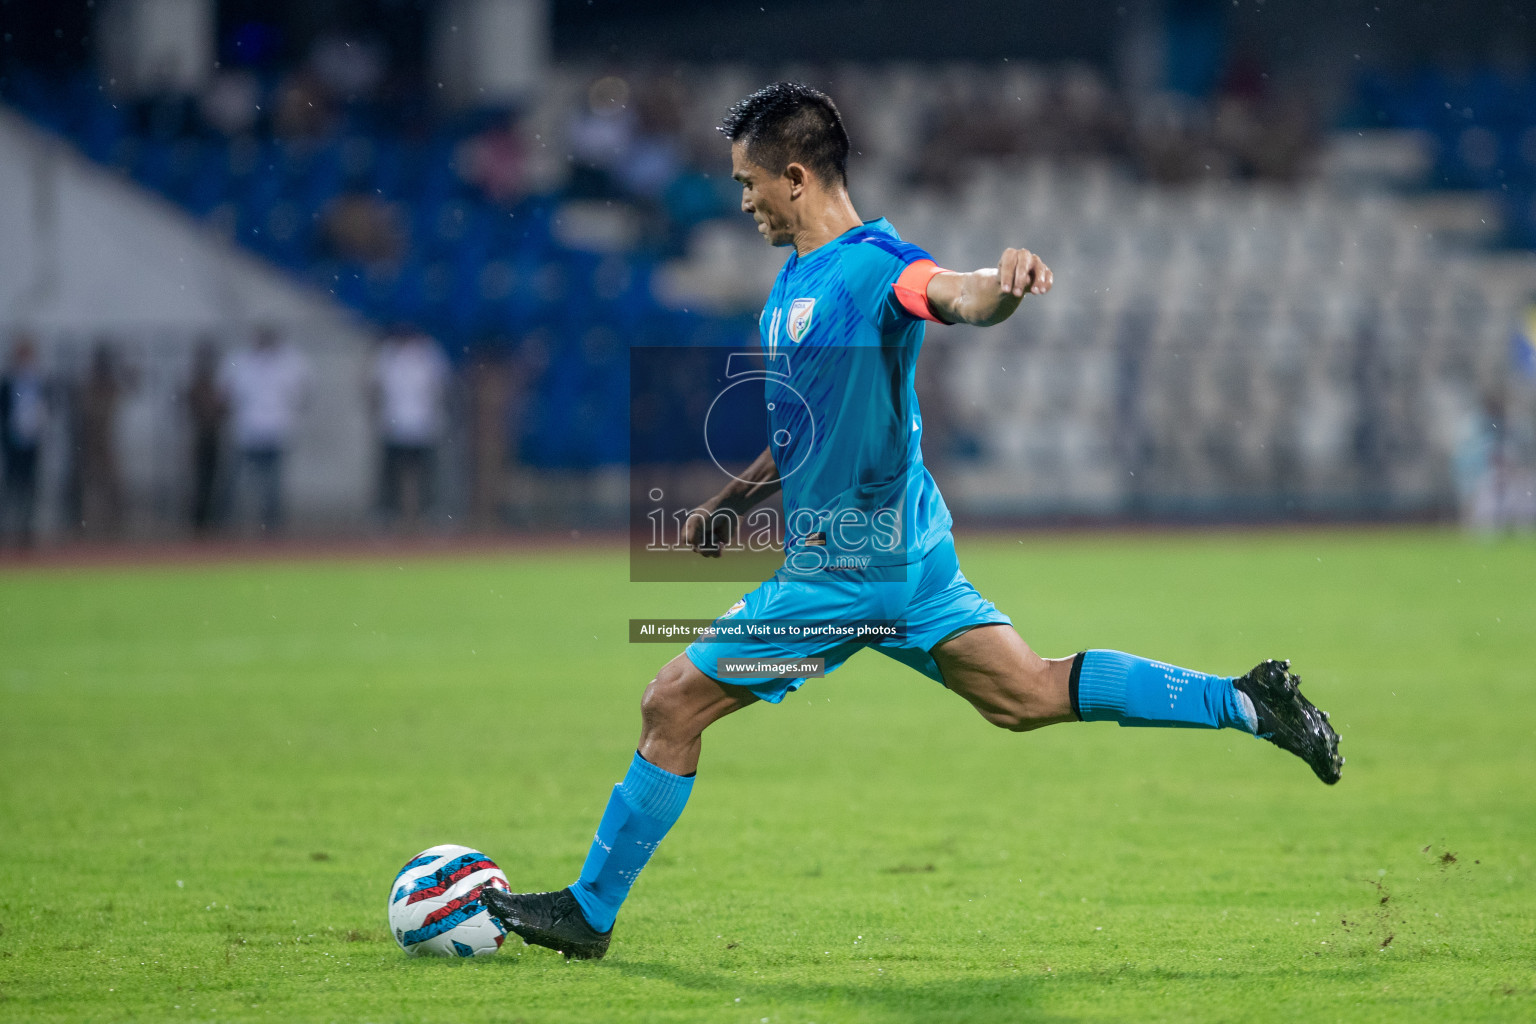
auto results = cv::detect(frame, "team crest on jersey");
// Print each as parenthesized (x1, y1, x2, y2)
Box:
(786, 298, 815, 343)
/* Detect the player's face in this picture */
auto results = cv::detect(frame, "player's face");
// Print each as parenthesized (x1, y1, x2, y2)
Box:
(731, 142, 796, 247)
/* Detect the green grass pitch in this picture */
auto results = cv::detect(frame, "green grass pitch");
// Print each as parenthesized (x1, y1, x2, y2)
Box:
(2, 529, 1534, 1023)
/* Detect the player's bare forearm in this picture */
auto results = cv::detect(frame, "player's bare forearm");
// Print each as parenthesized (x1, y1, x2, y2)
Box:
(710, 446, 781, 513)
(927, 247, 1053, 327)
(686, 446, 781, 556)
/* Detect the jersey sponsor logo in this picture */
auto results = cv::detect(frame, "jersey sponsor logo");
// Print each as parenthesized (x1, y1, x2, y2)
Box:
(786, 298, 815, 343)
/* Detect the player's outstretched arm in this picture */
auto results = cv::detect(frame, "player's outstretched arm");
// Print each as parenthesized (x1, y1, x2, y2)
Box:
(684, 445, 781, 557)
(926, 247, 1052, 327)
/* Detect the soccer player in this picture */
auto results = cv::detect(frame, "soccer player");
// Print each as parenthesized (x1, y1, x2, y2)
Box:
(482, 82, 1342, 959)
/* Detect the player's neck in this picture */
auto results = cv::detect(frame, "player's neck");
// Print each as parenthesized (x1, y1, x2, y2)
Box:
(792, 189, 862, 256)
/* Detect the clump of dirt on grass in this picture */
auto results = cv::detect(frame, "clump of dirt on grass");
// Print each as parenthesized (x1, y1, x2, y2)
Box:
(1422, 844, 1460, 869)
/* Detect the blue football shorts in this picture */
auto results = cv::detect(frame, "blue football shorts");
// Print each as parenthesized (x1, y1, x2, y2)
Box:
(684, 532, 1011, 703)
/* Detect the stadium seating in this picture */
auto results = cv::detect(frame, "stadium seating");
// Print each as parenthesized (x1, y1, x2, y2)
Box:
(1, 61, 1525, 520)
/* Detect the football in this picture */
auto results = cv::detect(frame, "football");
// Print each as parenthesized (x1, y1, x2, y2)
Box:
(387, 844, 511, 957)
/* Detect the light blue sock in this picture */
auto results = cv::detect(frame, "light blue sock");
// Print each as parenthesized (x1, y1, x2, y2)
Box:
(568, 751, 693, 933)
(1072, 650, 1257, 732)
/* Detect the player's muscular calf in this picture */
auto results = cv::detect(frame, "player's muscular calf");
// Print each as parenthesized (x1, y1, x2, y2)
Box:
(932, 624, 1076, 731)
(638, 653, 759, 774)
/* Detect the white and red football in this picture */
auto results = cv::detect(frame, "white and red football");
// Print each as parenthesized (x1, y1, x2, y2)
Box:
(387, 844, 510, 957)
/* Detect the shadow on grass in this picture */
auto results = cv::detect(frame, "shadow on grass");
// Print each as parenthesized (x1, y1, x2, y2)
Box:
(590, 952, 1425, 1024)
(600, 957, 1077, 1023)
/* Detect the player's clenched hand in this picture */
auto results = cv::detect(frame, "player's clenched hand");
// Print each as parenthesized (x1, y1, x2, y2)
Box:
(928, 248, 1053, 325)
(684, 446, 781, 556)
(998, 247, 1052, 298)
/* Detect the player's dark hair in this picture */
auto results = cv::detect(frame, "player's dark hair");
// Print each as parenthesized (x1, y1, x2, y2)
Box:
(718, 81, 849, 187)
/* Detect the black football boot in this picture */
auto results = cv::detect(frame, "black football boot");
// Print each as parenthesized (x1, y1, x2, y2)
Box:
(1232, 659, 1344, 785)
(479, 886, 612, 960)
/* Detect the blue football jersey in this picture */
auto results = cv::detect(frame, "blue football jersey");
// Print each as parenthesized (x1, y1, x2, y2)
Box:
(757, 217, 952, 573)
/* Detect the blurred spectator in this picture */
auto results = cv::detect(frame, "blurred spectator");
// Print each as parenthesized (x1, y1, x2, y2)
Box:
(322, 193, 405, 263)
(1210, 44, 1317, 184)
(220, 327, 309, 534)
(273, 70, 332, 139)
(1242, 97, 1316, 181)
(661, 158, 729, 230)
(200, 69, 262, 137)
(457, 114, 531, 205)
(467, 352, 512, 531)
(614, 77, 685, 199)
(912, 66, 1127, 191)
(0, 336, 46, 547)
(1459, 390, 1536, 532)
(567, 75, 639, 197)
(186, 340, 228, 534)
(309, 33, 385, 104)
(1055, 65, 1126, 156)
(75, 342, 130, 539)
(372, 327, 450, 529)
(1131, 95, 1224, 184)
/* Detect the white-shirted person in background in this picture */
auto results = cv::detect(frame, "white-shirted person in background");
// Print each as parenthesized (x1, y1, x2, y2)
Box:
(220, 326, 309, 534)
(371, 326, 449, 530)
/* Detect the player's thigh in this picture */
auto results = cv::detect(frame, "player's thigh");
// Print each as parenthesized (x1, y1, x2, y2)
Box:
(641, 651, 760, 739)
(931, 624, 1074, 731)
(684, 574, 872, 704)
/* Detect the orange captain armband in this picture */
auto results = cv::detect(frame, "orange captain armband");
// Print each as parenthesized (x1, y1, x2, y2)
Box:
(892, 259, 955, 325)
